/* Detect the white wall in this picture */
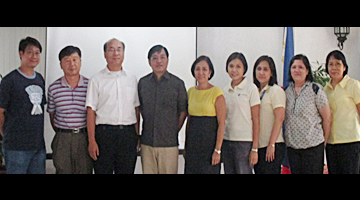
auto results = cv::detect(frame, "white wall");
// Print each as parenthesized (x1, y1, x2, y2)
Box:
(294, 27, 360, 81)
(197, 27, 284, 89)
(197, 27, 360, 91)
(0, 27, 46, 78)
(45, 27, 196, 152)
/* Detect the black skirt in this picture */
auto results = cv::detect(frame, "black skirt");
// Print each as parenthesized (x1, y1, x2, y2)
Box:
(184, 116, 220, 174)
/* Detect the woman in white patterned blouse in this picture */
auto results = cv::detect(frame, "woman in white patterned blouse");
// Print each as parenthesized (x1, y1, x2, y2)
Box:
(284, 54, 331, 174)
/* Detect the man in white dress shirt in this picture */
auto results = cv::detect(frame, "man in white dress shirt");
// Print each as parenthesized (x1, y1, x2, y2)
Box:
(86, 38, 140, 174)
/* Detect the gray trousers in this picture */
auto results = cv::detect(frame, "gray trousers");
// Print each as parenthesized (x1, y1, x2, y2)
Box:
(222, 140, 253, 174)
(51, 129, 93, 174)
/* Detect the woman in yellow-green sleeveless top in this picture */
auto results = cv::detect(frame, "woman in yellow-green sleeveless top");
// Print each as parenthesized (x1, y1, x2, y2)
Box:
(184, 56, 226, 174)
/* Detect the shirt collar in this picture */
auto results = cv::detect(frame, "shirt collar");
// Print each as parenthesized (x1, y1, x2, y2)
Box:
(304, 81, 312, 87)
(338, 75, 350, 88)
(150, 71, 170, 81)
(325, 80, 331, 89)
(227, 77, 248, 91)
(289, 81, 312, 88)
(259, 84, 270, 94)
(104, 66, 127, 76)
(289, 81, 312, 94)
(61, 75, 85, 88)
(325, 75, 350, 90)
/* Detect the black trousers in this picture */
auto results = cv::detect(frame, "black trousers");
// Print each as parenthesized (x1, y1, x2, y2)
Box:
(287, 143, 324, 174)
(254, 143, 285, 174)
(326, 142, 360, 174)
(94, 124, 138, 174)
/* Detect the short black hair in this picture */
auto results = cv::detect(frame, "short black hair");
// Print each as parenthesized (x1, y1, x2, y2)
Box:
(148, 44, 169, 60)
(103, 38, 125, 52)
(226, 52, 248, 74)
(325, 50, 348, 77)
(288, 54, 314, 83)
(191, 55, 215, 80)
(59, 45, 82, 61)
(19, 37, 42, 53)
(253, 55, 278, 89)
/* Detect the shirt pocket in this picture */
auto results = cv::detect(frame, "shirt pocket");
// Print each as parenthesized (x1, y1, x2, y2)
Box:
(163, 90, 178, 109)
(99, 80, 117, 103)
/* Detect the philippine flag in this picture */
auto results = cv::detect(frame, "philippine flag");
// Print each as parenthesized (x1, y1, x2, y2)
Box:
(282, 27, 294, 89)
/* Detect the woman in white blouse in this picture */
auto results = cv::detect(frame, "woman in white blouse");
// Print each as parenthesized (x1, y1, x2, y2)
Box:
(222, 52, 260, 174)
(252, 55, 286, 174)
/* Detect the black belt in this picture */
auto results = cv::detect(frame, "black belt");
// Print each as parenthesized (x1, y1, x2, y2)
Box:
(57, 128, 87, 134)
(96, 124, 134, 130)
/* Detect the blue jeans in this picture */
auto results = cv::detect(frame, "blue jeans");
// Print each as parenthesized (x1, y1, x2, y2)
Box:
(2, 148, 46, 174)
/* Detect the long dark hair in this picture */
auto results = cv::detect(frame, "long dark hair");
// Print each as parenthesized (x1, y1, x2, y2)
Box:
(253, 55, 278, 89)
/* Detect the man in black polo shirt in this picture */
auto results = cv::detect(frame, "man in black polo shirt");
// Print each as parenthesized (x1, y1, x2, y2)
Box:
(138, 45, 188, 174)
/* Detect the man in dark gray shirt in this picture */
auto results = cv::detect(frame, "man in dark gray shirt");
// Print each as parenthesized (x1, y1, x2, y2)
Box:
(138, 45, 188, 174)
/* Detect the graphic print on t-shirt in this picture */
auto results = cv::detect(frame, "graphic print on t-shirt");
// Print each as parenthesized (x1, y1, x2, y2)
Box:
(25, 85, 43, 115)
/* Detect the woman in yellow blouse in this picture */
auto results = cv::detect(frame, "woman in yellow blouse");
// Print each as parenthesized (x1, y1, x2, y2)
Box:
(252, 55, 286, 174)
(324, 50, 360, 174)
(184, 55, 226, 174)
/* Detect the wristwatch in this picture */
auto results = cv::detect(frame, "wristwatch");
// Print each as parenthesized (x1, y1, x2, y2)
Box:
(214, 149, 221, 154)
(251, 148, 258, 153)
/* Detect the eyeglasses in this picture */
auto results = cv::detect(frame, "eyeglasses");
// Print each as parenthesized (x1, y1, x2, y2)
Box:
(25, 50, 41, 57)
(106, 47, 123, 54)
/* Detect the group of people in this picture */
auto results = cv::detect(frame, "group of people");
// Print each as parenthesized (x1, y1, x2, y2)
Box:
(1, 36, 360, 174)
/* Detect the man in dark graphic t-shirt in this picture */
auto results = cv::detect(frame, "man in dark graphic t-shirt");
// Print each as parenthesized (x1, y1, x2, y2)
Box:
(0, 37, 46, 174)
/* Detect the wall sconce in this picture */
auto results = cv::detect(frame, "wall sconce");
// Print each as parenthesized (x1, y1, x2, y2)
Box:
(334, 27, 350, 50)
